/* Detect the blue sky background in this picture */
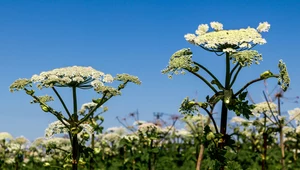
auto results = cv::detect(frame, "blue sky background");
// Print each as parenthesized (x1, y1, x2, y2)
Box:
(0, 0, 299, 140)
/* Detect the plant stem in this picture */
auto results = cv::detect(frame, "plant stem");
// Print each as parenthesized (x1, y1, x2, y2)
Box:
(229, 64, 242, 88)
(193, 62, 224, 89)
(71, 86, 79, 170)
(278, 97, 286, 170)
(187, 70, 218, 93)
(52, 87, 72, 120)
(234, 75, 278, 97)
(220, 52, 230, 143)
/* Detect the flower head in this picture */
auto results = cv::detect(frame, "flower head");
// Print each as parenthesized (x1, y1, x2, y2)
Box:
(161, 48, 194, 78)
(195, 24, 209, 35)
(252, 101, 277, 117)
(231, 50, 263, 67)
(114, 74, 141, 85)
(0, 132, 14, 140)
(210, 22, 223, 31)
(257, 22, 271, 33)
(9, 78, 32, 92)
(278, 60, 290, 92)
(288, 108, 300, 123)
(184, 22, 269, 52)
(29, 66, 111, 90)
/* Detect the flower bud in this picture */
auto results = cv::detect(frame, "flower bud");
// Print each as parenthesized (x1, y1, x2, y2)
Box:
(206, 132, 215, 140)
(260, 70, 273, 79)
(40, 104, 49, 112)
(26, 90, 35, 95)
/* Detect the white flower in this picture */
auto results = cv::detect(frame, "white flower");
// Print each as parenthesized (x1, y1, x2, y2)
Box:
(138, 122, 161, 133)
(28, 66, 110, 89)
(282, 126, 294, 134)
(196, 24, 209, 35)
(296, 126, 300, 134)
(184, 34, 196, 44)
(103, 133, 120, 142)
(252, 101, 277, 116)
(223, 48, 236, 53)
(44, 120, 93, 139)
(230, 116, 249, 124)
(175, 129, 191, 138)
(257, 22, 270, 32)
(15, 136, 29, 145)
(103, 74, 114, 83)
(79, 102, 98, 114)
(0, 132, 13, 140)
(210, 22, 223, 31)
(122, 134, 139, 141)
(184, 22, 269, 52)
(288, 108, 300, 123)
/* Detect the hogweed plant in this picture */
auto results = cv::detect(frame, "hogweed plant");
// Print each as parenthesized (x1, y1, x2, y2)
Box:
(9, 66, 141, 170)
(162, 21, 290, 169)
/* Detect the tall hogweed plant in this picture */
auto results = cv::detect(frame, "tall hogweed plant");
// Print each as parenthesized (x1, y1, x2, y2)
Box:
(9, 66, 141, 170)
(162, 21, 290, 169)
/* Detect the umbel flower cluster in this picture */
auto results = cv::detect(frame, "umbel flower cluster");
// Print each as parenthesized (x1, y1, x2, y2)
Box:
(10, 66, 141, 95)
(184, 21, 270, 53)
(9, 63, 141, 94)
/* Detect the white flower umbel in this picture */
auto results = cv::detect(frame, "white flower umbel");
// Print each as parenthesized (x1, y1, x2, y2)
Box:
(288, 108, 300, 123)
(210, 22, 223, 31)
(45, 120, 93, 139)
(30, 66, 111, 89)
(257, 22, 271, 33)
(230, 116, 251, 124)
(0, 132, 13, 140)
(252, 101, 278, 117)
(282, 126, 294, 134)
(184, 22, 269, 53)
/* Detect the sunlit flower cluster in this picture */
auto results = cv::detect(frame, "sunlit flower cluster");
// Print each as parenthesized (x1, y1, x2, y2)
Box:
(231, 50, 263, 67)
(114, 74, 141, 85)
(79, 102, 98, 114)
(29, 66, 113, 89)
(31, 95, 54, 104)
(175, 129, 192, 138)
(138, 122, 161, 133)
(184, 21, 269, 52)
(251, 101, 277, 117)
(45, 120, 70, 138)
(288, 108, 300, 123)
(0, 132, 13, 140)
(44, 120, 93, 139)
(278, 60, 290, 92)
(10, 66, 141, 94)
(230, 116, 251, 125)
(161, 48, 194, 79)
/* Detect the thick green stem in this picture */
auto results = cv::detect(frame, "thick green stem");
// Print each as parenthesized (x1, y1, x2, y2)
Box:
(71, 86, 79, 170)
(203, 107, 219, 134)
(72, 87, 78, 121)
(218, 53, 231, 170)
(71, 134, 79, 170)
(220, 53, 231, 140)
(229, 64, 242, 88)
(234, 75, 278, 97)
(187, 70, 218, 93)
(52, 87, 72, 120)
(193, 61, 224, 89)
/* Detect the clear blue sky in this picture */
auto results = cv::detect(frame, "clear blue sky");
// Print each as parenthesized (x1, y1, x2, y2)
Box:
(0, 0, 299, 140)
